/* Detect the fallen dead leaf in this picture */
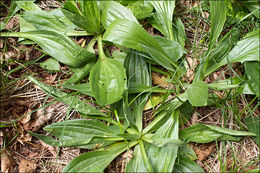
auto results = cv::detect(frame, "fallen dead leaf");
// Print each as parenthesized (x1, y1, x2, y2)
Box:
(191, 113, 199, 125)
(1, 149, 16, 173)
(45, 73, 57, 84)
(152, 72, 170, 88)
(195, 144, 215, 161)
(29, 104, 55, 131)
(18, 159, 37, 173)
(40, 140, 58, 157)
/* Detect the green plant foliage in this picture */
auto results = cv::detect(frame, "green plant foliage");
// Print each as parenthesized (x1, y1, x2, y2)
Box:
(28, 76, 104, 116)
(149, 1, 175, 40)
(180, 123, 256, 143)
(187, 81, 208, 106)
(209, 0, 227, 49)
(103, 19, 177, 71)
(126, 1, 153, 20)
(205, 29, 260, 76)
(39, 58, 60, 71)
(244, 61, 260, 96)
(173, 155, 205, 172)
(0, 30, 96, 67)
(89, 56, 127, 105)
(244, 117, 260, 145)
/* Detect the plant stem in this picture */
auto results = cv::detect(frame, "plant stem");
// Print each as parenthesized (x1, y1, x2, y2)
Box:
(139, 140, 154, 172)
(97, 35, 106, 60)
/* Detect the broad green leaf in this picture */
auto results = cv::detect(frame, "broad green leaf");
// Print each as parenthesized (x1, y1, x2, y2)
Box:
(126, 1, 153, 20)
(179, 101, 194, 126)
(89, 56, 127, 106)
(205, 29, 260, 76)
(62, 83, 93, 97)
(63, 141, 136, 172)
(153, 35, 186, 62)
(128, 82, 167, 94)
(126, 145, 147, 172)
(187, 81, 208, 106)
(21, 10, 89, 36)
(173, 155, 205, 172)
(244, 117, 260, 145)
(172, 18, 186, 47)
(143, 93, 188, 134)
(180, 123, 256, 143)
(0, 30, 96, 67)
(178, 144, 198, 160)
(78, 0, 102, 34)
(209, 1, 227, 49)
(16, 1, 41, 11)
(245, 61, 260, 96)
(124, 50, 151, 131)
(149, 1, 175, 40)
(30, 119, 114, 147)
(103, 19, 176, 71)
(112, 51, 126, 65)
(144, 95, 164, 110)
(207, 77, 243, 90)
(101, 1, 138, 29)
(145, 112, 179, 172)
(39, 58, 60, 71)
(62, 1, 101, 34)
(28, 76, 104, 116)
(44, 119, 112, 138)
(65, 62, 95, 84)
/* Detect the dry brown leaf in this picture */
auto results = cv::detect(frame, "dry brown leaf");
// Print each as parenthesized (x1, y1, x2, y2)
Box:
(20, 108, 32, 127)
(29, 105, 54, 131)
(191, 113, 199, 124)
(4, 16, 19, 30)
(1, 149, 16, 173)
(28, 152, 39, 159)
(45, 73, 57, 84)
(195, 144, 215, 161)
(18, 133, 32, 143)
(40, 140, 58, 157)
(18, 159, 37, 173)
(152, 72, 169, 88)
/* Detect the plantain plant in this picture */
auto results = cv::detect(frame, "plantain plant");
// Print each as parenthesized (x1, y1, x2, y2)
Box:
(0, 0, 259, 172)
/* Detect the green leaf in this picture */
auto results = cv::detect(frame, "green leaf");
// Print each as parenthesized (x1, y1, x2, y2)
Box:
(126, 1, 153, 20)
(101, 1, 138, 29)
(65, 62, 95, 84)
(62, 1, 101, 34)
(30, 119, 114, 148)
(205, 29, 260, 76)
(180, 123, 256, 143)
(103, 19, 176, 71)
(89, 56, 127, 106)
(144, 112, 179, 172)
(149, 1, 175, 40)
(63, 141, 136, 172)
(78, 0, 102, 34)
(125, 144, 147, 172)
(16, 1, 41, 11)
(153, 35, 186, 62)
(245, 61, 260, 96)
(209, 0, 227, 48)
(124, 50, 151, 131)
(173, 155, 205, 172)
(172, 18, 186, 47)
(207, 77, 243, 90)
(112, 51, 126, 65)
(143, 93, 188, 134)
(0, 1, 20, 31)
(21, 10, 89, 36)
(128, 82, 167, 94)
(39, 58, 60, 71)
(62, 83, 93, 97)
(187, 81, 208, 106)
(244, 117, 260, 145)
(28, 76, 104, 116)
(0, 30, 96, 67)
